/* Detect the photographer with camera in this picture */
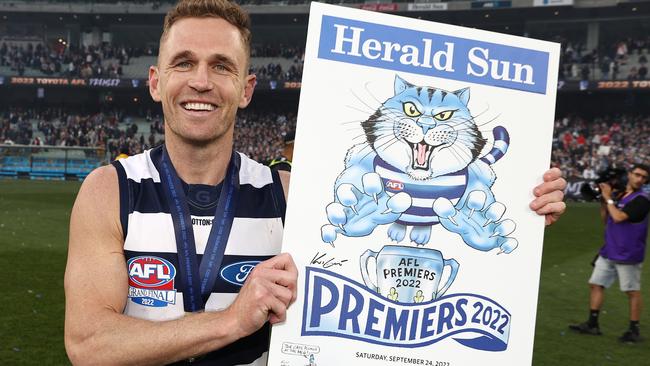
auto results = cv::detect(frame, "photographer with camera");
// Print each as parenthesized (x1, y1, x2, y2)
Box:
(570, 164, 650, 343)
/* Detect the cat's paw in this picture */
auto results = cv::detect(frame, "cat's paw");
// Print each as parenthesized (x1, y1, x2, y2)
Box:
(410, 225, 432, 246)
(433, 190, 518, 254)
(321, 172, 412, 245)
(387, 222, 407, 242)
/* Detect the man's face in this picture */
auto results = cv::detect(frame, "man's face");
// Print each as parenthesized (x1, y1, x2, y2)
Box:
(628, 168, 649, 190)
(149, 17, 255, 145)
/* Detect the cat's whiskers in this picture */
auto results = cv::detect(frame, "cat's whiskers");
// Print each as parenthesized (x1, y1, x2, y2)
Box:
(340, 118, 374, 126)
(474, 113, 501, 128)
(350, 128, 396, 142)
(346, 104, 376, 116)
(357, 137, 399, 161)
(447, 145, 484, 178)
(364, 81, 384, 105)
(470, 106, 491, 120)
(350, 89, 381, 114)
(374, 138, 402, 158)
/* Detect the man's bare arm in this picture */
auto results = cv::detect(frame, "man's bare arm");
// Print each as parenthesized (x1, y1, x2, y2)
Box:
(279, 170, 290, 201)
(599, 183, 629, 223)
(64, 165, 297, 365)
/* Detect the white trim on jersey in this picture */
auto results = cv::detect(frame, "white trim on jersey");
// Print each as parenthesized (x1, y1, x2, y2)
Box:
(118, 149, 161, 183)
(125, 212, 283, 256)
(238, 152, 274, 188)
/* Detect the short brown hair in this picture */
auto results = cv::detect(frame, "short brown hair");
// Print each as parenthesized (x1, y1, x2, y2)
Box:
(160, 0, 251, 56)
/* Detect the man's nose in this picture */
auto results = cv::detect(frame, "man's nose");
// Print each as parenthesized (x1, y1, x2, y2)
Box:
(188, 64, 213, 92)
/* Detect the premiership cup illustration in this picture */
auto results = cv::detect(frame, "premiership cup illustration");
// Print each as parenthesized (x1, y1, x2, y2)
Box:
(360, 245, 459, 303)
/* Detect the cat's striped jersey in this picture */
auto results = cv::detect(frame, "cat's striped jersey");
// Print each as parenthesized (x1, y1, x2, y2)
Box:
(373, 156, 468, 226)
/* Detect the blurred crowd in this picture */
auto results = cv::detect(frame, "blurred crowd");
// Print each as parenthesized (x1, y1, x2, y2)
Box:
(0, 107, 297, 162)
(4, 35, 649, 82)
(0, 42, 156, 78)
(250, 44, 304, 59)
(250, 61, 303, 83)
(557, 36, 650, 81)
(4, 106, 650, 176)
(551, 114, 650, 179)
(0, 107, 160, 159)
(233, 110, 296, 162)
(1, 39, 305, 81)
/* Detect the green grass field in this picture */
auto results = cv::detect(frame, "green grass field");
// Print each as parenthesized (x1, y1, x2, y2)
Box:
(1, 180, 649, 365)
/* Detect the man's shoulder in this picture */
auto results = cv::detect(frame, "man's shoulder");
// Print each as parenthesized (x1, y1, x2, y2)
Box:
(73, 164, 121, 232)
(627, 191, 650, 203)
(620, 191, 650, 223)
(83, 164, 119, 193)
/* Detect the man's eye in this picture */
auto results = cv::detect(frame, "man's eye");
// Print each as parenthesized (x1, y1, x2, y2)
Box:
(214, 64, 228, 72)
(176, 61, 191, 69)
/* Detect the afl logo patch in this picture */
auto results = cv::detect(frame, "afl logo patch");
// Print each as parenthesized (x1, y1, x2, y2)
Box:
(127, 256, 177, 307)
(220, 261, 260, 286)
(385, 180, 404, 191)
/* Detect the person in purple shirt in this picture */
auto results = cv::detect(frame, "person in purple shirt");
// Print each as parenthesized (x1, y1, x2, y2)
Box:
(570, 164, 650, 343)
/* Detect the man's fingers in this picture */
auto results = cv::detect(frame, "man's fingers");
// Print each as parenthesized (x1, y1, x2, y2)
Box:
(534, 169, 566, 197)
(530, 190, 564, 211)
(266, 293, 288, 324)
(259, 253, 298, 273)
(251, 267, 296, 291)
(545, 211, 562, 226)
(543, 167, 562, 182)
(251, 253, 298, 303)
(536, 201, 567, 221)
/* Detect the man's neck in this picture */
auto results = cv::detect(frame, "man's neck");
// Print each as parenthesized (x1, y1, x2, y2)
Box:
(164, 135, 233, 186)
(623, 185, 638, 198)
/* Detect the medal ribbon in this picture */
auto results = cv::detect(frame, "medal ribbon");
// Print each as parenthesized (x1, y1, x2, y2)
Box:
(160, 145, 240, 312)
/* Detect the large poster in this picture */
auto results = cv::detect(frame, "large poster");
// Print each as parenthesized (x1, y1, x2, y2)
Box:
(268, 3, 560, 365)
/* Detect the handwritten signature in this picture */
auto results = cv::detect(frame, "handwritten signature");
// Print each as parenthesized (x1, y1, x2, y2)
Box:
(310, 252, 348, 269)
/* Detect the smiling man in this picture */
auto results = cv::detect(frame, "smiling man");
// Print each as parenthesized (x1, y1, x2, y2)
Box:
(63, 0, 568, 365)
(64, 1, 295, 365)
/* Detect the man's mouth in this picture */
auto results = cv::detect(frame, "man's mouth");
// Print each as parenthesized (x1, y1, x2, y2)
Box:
(181, 102, 217, 112)
(407, 141, 439, 170)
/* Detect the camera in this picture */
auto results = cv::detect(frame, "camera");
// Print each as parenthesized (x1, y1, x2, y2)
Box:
(580, 167, 627, 201)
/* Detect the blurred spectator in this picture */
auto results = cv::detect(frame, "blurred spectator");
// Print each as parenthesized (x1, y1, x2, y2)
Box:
(551, 114, 650, 179)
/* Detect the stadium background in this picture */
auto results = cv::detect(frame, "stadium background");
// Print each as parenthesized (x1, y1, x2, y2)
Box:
(1, 0, 649, 364)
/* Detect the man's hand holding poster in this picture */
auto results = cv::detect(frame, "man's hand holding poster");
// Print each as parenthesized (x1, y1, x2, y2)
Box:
(268, 3, 560, 365)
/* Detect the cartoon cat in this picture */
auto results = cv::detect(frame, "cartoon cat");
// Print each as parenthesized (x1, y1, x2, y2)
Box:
(321, 75, 518, 254)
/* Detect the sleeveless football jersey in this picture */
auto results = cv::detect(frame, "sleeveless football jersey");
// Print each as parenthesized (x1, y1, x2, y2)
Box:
(112, 145, 286, 365)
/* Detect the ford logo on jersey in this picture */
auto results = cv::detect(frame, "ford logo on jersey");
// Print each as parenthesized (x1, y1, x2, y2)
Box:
(127, 256, 177, 307)
(220, 261, 261, 286)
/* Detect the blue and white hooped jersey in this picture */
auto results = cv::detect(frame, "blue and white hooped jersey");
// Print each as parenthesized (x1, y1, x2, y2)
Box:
(112, 145, 286, 366)
(373, 156, 468, 226)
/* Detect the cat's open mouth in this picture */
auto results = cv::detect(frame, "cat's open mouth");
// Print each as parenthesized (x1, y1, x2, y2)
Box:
(408, 141, 440, 170)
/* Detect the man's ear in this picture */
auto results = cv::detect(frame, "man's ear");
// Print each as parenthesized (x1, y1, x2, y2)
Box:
(149, 65, 161, 102)
(239, 73, 256, 108)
